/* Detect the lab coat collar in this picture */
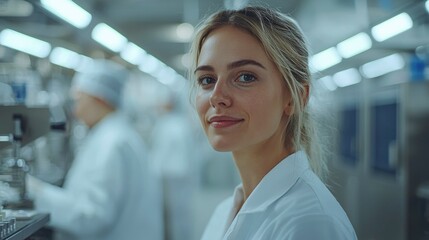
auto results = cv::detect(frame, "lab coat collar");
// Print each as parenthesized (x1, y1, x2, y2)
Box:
(234, 150, 310, 214)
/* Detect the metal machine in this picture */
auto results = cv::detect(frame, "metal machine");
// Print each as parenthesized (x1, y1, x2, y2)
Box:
(330, 76, 429, 239)
(0, 105, 50, 206)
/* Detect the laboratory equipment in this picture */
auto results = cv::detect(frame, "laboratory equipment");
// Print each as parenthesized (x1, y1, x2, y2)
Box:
(0, 105, 50, 206)
(331, 78, 429, 240)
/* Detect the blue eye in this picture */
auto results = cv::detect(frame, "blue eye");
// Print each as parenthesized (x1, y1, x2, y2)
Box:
(198, 76, 216, 86)
(237, 73, 256, 83)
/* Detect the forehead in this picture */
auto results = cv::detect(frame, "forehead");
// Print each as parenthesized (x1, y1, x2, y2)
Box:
(198, 26, 271, 66)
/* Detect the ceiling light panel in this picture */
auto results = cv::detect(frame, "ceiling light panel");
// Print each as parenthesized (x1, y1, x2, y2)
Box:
(337, 32, 372, 58)
(371, 12, 413, 42)
(176, 23, 194, 42)
(361, 54, 405, 78)
(92, 23, 127, 52)
(139, 54, 163, 75)
(49, 47, 81, 69)
(0, 29, 51, 58)
(41, 0, 92, 29)
(333, 68, 361, 87)
(319, 76, 338, 91)
(120, 42, 146, 65)
(310, 47, 342, 72)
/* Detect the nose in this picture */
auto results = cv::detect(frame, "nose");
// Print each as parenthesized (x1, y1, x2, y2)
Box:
(209, 80, 232, 108)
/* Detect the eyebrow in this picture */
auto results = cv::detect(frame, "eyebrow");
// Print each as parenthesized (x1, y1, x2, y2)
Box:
(194, 59, 266, 74)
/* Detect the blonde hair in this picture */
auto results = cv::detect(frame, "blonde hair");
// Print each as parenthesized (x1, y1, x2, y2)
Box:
(188, 6, 327, 179)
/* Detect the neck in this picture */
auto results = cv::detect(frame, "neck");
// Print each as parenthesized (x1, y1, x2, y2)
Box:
(232, 142, 294, 202)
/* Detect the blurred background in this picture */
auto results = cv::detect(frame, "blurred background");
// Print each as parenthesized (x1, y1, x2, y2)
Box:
(0, 0, 428, 239)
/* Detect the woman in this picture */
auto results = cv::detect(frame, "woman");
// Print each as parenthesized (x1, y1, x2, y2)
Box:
(189, 6, 357, 239)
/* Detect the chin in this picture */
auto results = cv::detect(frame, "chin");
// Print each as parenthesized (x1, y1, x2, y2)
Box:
(211, 146, 231, 152)
(209, 139, 233, 152)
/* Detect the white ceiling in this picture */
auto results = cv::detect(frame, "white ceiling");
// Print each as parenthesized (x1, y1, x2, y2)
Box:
(0, 0, 427, 77)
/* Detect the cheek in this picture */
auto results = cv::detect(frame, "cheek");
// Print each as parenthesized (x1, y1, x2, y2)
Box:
(195, 92, 209, 123)
(251, 92, 285, 128)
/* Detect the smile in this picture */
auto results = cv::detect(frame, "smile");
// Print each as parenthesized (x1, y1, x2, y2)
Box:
(208, 116, 244, 128)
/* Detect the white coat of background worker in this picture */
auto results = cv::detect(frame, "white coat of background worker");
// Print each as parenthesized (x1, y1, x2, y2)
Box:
(150, 91, 194, 240)
(26, 59, 164, 240)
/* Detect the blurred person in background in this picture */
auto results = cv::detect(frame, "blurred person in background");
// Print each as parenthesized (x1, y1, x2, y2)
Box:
(26, 59, 164, 240)
(150, 90, 194, 240)
(189, 6, 357, 239)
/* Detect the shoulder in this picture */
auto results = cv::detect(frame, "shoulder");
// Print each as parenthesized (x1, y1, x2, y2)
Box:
(272, 170, 344, 216)
(267, 170, 357, 239)
(270, 213, 357, 239)
(85, 116, 147, 162)
(95, 114, 142, 144)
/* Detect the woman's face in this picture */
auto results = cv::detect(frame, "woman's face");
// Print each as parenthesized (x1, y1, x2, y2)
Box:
(195, 26, 292, 153)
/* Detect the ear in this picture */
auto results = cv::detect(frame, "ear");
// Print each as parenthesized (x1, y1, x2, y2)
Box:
(284, 96, 294, 116)
(284, 84, 310, 116)
(303, 84, 310, 106)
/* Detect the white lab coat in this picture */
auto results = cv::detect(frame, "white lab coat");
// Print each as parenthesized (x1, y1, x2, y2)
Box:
(150, 110, 194, 240)
(32, 112, 164, 240)
(201, 151, 357, 240)
(150, 111, 192, 177)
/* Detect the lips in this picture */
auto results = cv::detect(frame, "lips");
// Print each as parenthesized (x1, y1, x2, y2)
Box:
(208, 115, 244, 128)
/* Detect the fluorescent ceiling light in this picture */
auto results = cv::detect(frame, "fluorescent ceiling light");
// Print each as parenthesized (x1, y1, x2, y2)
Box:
(371, 12, 413, 42)
(0, 29, 51, 58)
(139, 54, 163, 74)
(155, 67, 178, 85)
(337, 32, 372, 58)
(41, 0, 92, 29)
(49, 47, 81, 69)
(91, 23, 127, 52)
(224, 0, 249, 10)
(163, 23, 194, 43)
(426, 1, 429, 13)
(120, 42, 146, 65)
(75, 55, 94, 72)
(181, 53, 191, 69)
(176, 23, 194, 42)
(361, 54, 405, 78)
(310, 47, 342, 72)
(333, 68, 361, 87)
(319, 76, 337, 91)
